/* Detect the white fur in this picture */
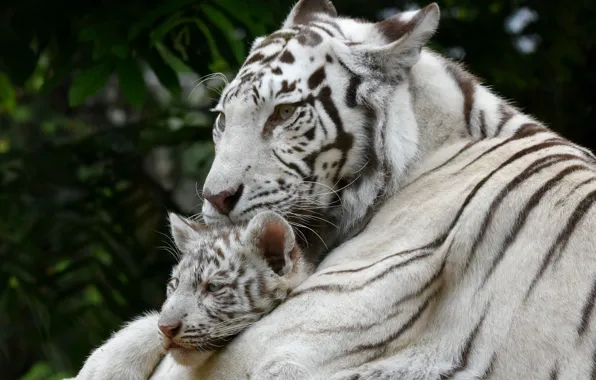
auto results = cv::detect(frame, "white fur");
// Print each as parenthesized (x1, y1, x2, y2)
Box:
(69, 311, 164, 380)
(71, 2, 596, 380)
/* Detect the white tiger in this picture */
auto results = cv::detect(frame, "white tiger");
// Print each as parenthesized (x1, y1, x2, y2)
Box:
(72, 0, 596, 379)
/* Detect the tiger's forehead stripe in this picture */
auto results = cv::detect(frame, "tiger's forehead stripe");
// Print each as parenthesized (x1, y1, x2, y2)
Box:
(221, 21, 342, 106)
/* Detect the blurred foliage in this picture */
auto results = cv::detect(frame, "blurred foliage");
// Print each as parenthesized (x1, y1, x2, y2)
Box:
(0, 0, 594, 379)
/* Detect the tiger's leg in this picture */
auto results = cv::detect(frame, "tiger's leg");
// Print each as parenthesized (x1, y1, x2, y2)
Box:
(326, 277, 495, 380)
(252, 248, 454, 380)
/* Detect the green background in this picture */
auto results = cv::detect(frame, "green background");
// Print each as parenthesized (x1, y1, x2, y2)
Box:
(1, 0, 594, 378)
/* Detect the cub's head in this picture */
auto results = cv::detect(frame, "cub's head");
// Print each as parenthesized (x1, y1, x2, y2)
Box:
(158, 210, 307, 364)
(202, 0, 440, 242)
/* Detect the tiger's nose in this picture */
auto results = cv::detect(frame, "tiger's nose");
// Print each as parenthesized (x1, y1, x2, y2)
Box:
(204, 184, 244, 216)
(158, 321, 181, 338)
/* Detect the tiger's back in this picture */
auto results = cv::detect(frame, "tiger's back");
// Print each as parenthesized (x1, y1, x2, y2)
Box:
(198, 125, 596, 380)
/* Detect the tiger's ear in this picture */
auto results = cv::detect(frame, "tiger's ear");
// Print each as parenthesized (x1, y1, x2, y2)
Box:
(344, 3, 440, 78)
(168, 213, 205, 253)
(243, 211, 298, 276)
(282, 0, 337, 28)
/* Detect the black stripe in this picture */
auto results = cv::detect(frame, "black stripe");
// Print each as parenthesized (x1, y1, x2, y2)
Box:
(320, 244, 437, 276)
(557, 177, 596, 207)
(272, 150, 308, 178)
(445, 62, 475, 135)
(290, 251, 433, 298)
(590, 344, 596, 380)
(461, 123, 546, 171)
(480, 353, 497, 379)
(319, 20, 345, 38)
(388, 259, 446, 308)
(400, 140, 480, 192)
(310, 23, 336, 37)
(481, 163, 590, 288)
(345, 75, 361, 108)
(238, 194, 294, 217)
(495, 104, 515, 136)
(343, 291, 436, 355)
(526, 189, 596, 299)
(479, 110, 487, 138)
(308, 66, 326, 90)
(447, 139, 569, 237)
(578, 277, 596, 336)
(442, 305, 489, 378)
(243, 278, 255, 310)
(570, 177, 596, 195)
(317, 259, 446, 334)
(466, 155, 585, 273)
(317, 115, 328, 138)
(549, 363, 559, 380)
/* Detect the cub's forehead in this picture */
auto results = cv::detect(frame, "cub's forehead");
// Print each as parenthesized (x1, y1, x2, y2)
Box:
(172, 227, 244, 274)
(218, 24, 338, 107)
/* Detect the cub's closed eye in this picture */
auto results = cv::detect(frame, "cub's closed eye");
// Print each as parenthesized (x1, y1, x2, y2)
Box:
(168, 278, 179, 290)
(215, 113, 226, 132)
(206, 282, 224, 292)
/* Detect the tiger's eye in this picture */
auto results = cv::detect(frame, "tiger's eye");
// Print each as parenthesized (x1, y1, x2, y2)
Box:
(275, 104, 297, 121)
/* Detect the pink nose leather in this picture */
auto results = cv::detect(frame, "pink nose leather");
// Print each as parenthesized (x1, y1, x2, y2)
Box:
(204, 185, 244, 215)
(158, 321, 181, 338)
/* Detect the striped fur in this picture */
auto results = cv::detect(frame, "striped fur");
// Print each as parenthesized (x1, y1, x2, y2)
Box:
(156, 211, 311, 370)
(72, 1, 596, 379)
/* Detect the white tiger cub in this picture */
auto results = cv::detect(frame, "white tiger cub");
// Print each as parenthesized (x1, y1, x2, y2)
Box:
(72, 211, 312, 380)
(72, 0, 596, 379)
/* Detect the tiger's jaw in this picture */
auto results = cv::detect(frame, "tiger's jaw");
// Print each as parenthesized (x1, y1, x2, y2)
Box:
(202, 200, 233, 226)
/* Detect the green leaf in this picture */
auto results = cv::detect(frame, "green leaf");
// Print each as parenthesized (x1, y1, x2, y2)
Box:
(68, 63, 112, 107)
(193, 19, 223, 64)
(128, 0, 196, 41)
(0, 72, 17, 114)
(116, 57, 147, 110)
(213, 0, 276, 36)
(156, 43, 193, 73)
(92, 43, 110, 60)
(111, 44, 129, 59)
(201, 4, 245, 64)
(20, 361, 52, 380)
(79, 25, 101, 42)
(142, 48, 181, 96)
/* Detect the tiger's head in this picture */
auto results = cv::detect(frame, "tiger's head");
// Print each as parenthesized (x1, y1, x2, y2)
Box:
(158, 211, 310, 365)
(202, 0, 441, 254)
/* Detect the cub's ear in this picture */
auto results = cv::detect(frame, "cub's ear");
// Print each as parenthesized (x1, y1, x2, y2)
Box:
(282, 0, 337, 29)
(249, 36, 266, 54)
(243, 211, 298, 276)
(168, 213, 205, 253)
(343, 3, 440, 79)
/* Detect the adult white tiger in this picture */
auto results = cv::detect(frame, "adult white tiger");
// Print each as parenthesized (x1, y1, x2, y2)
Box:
(72, 0, 596, 379)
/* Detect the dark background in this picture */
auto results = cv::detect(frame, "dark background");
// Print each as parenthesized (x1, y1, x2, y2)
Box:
(1, 0, 594, 378)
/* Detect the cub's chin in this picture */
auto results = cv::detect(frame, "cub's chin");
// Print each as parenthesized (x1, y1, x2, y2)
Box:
(169, 346, 214, 368)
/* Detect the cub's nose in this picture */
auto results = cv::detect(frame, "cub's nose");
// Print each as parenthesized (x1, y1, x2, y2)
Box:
(204, 184, 244, 215)
(158, 321, 181, 338)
